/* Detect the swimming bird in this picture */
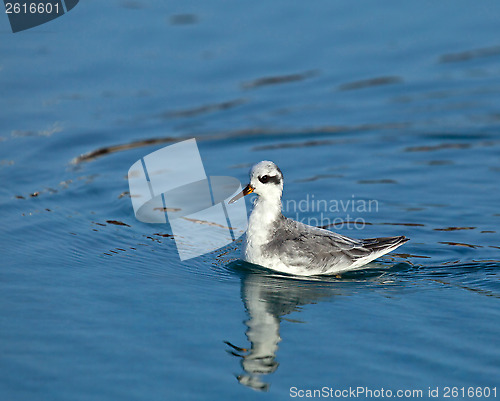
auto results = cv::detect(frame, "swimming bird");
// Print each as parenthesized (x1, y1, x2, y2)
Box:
(229, 161, 409, 276)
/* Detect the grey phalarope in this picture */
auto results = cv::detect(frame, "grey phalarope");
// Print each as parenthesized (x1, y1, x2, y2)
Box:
(229, 161, 409, 276)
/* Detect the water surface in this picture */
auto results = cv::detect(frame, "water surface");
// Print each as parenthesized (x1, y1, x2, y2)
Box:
(1, 1, 499, 400)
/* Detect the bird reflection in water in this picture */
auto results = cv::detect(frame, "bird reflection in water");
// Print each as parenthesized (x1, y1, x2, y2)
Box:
(224, 262, 358, 391)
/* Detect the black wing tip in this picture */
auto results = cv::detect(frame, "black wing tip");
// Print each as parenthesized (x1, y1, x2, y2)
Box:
(361, 235, 410, 250)
(391, 235, 410, 246)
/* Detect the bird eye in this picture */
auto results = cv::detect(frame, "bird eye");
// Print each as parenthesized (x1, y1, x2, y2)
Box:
(259, 175, 269, 184)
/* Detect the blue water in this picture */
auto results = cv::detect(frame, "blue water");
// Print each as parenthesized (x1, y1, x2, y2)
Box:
(1, 1, 499, 400)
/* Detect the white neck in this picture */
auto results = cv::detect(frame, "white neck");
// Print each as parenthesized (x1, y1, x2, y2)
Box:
(250, 195, 282, 228)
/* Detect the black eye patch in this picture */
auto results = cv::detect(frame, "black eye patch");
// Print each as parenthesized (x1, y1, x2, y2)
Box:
(258, 174, 280, 184)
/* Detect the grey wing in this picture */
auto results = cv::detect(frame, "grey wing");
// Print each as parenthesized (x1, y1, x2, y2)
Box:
(264, 218, 373, 273)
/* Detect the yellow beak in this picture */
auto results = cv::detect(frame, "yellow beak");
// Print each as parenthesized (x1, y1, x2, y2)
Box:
(228, 184, 254, 204)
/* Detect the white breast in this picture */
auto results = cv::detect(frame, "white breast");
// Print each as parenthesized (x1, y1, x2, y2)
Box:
(243, 197, 280, 266)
